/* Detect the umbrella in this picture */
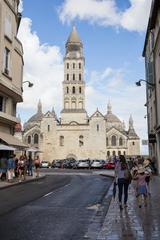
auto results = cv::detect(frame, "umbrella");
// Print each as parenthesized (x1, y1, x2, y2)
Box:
(0, 144, 16, 151)
(26, 147, 42, 153)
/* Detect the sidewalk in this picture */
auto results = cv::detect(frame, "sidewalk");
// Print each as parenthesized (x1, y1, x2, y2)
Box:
(0, 173, 45, 190)
(97, 175, 160, 240)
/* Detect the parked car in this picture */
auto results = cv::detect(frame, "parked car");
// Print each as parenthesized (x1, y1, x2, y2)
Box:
(52, 160, 62, 168)
(90, 160, 104, 169)
(40, 161, 50, 168)
(76, 160, 90, 169)
(103, 161, 115, 169)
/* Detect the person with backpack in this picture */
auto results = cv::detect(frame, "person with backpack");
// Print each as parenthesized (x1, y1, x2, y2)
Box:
(115, 155, 132, 210)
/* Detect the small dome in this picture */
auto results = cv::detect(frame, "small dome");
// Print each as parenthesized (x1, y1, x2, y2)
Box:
(105, 101, 121, 123)
(27, 112, 43, 123)
(105, 113, 121, 123)
(25, 100, 43, 125)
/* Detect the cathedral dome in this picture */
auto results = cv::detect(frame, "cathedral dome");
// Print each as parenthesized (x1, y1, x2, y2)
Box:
(27, 100, 43, 123)
(23, 100, 43, 132)
(105, 113, 121, 123)
(105, 101, 122, 123)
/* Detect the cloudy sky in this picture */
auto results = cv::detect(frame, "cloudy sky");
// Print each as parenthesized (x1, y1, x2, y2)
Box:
(17, 0, 152, 154)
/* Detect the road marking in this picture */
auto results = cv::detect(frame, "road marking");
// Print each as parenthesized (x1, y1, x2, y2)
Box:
(43, 191, 53, 197)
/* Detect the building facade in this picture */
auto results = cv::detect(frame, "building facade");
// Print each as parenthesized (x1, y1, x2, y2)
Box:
(0, 0, 25, 148)
(142, 0, 160, 174)
(19, 27, 140, 162)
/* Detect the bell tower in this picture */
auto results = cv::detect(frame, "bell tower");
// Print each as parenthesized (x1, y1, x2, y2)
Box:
(61, 26, 87, 124)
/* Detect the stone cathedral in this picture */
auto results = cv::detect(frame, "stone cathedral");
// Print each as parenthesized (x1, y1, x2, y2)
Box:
(16, 27, 140, 162)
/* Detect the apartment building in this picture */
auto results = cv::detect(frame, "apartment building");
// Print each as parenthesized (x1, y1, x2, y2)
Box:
(0, 0, 25, 147)
(143, 0, 160, 174)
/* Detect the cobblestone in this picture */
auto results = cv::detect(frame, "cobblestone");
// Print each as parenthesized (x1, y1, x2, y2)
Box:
(97, 176, 160, 240)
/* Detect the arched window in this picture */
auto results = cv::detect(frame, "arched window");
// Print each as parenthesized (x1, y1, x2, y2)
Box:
(34, 134, 39, 144)
(119, 137, 123, 146)
(67, 74, 69, 81)
(28, 135, 31, 144)
(73, 74, 75, 80)
(79, 135, 84, 146)
(73, 63, 75, 69)
(111, 135, 116, 146)
(132, 141, 135, 145)
(79, 87, 81, 93)
(113, 150, 116, 156)
(48, 125, 50, 132)
(66, 87, 69, 94)
(97, 124, 99, 132)
(79, 74, 81, 81)
(67, 63, 69, 69)
(107, 151, 110, 157)
(60, 136, 64, 146)
(79, 63, 81, 69)
(72, 86, 75, 94)
(123, 151, 126, 155)
(106, 137, 109, 146)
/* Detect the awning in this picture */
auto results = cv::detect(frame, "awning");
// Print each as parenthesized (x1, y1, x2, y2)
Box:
(0, 132, 27, 148)
(26, 147, 42, 153)
(0, 144, 16, 151)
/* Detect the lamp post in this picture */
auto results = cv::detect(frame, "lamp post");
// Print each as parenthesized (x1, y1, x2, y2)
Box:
(22, 81, 34, 92)
(23, 81, 34, 88)
(135, 79, 155, 87)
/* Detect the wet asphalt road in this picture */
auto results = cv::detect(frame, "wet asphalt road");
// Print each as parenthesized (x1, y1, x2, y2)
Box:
(0, 174, 112, 240)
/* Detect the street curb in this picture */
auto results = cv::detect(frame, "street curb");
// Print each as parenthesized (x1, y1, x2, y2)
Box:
(0, 175, 46, 190)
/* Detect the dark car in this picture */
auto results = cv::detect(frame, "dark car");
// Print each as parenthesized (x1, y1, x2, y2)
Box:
(52, 160, 62, 168)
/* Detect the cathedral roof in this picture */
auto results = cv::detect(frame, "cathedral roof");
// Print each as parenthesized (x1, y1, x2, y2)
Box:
(104, 102, 121, 123)
(27, 100, 43, 123)
(66, 26, 82, 44)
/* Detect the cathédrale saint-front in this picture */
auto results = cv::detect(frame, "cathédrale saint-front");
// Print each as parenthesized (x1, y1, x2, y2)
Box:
(15, 27, 140, 162)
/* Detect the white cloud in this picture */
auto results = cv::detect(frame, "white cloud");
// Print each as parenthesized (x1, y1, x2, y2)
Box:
(18, 0, 23, 13)
(58, 0, 152, 32)
(121, 0, 152, 32)
(17, 18, 63, 116)
(85, 67, 148, 144)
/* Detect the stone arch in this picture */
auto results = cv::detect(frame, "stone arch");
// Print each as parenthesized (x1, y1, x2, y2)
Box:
(66, 154, 77, 160)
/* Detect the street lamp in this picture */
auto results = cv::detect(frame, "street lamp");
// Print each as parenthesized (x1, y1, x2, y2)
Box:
(23, 81, 34, 88)
(135, 79, 155, 87)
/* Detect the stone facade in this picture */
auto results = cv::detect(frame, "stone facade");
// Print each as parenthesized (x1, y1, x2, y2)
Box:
(142, 0, 160, 174)
(0, 0, 25, 148)
(19, 27, 140, 162)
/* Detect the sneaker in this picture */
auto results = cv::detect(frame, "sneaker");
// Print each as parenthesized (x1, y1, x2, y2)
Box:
(124, 204, 128, 208)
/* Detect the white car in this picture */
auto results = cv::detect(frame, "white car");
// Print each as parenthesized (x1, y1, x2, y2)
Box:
(40, 161, 50, 168)
(77, 160, 90, 168)
(91, 160, 104, 168)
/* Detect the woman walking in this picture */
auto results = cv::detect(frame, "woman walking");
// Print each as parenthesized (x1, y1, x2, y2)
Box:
(115, 155, 131, 210)
(34, 156, 40, 177)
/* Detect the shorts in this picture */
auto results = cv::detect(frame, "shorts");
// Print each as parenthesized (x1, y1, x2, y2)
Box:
(35, 164, 40, 169)
(137, 185, 147, 195)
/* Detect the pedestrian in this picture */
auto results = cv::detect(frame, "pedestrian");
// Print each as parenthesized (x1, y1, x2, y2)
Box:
(143, 159, 152, 195)
(115, 155, 132, 210)
(27, 155, 33, 176)
(133, 166, 151, 208)
(34, 155, 40, 177)
(7, 154, 15, 182)
(18, 155, 26, 182)
(0, 156, 7, 181)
